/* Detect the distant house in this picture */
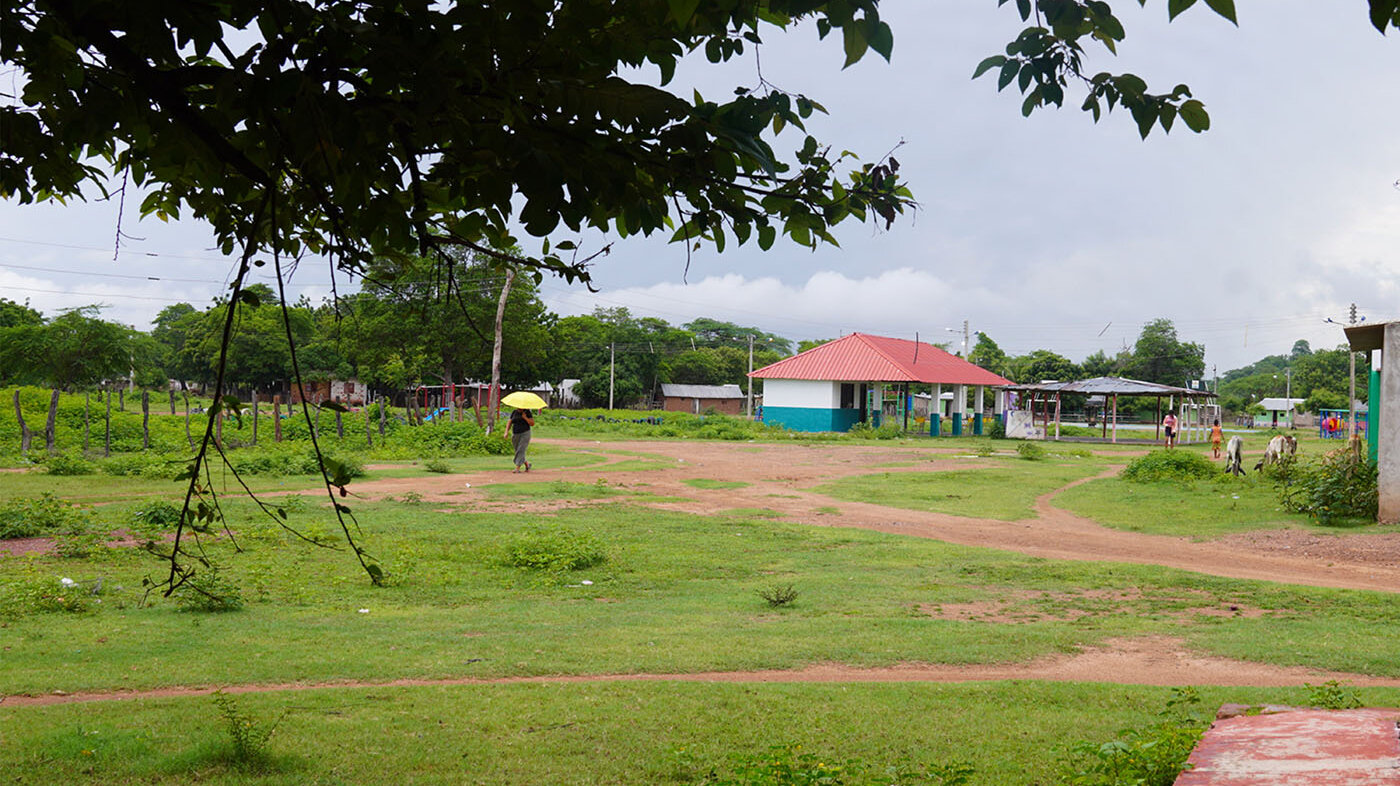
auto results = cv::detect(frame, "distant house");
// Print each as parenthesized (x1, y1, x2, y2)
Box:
(1258, 396, 1306, 428)
(749, 333, 1011, 433)
(658, 383, 745, 415)
(292, 379, 366, 406)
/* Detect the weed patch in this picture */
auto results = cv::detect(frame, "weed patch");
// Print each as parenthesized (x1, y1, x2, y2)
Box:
(1122, 450, 1218, 482)
(503, 525, 607, 572)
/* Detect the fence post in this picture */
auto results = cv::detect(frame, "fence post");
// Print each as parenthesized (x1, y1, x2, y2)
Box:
(13, 390, 31, 456)
(83, 390, 91, 453)
(141, 390, 150, 449)
(251, 390, 259, 446)
(104, 385, 112, 457)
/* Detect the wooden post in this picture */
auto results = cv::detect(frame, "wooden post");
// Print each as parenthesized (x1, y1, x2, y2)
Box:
(215, 401, 222, 445)
(118, 387, 124, 412)
(83, 390, 91, 453)
(336, 408, 344, 439)
(13, 390, 31, 456)
(169, 387, 176, 415)
(183, 386, 194, 449)
(1155, 397, 1162, 443)
(103, 385, 112, 457)
(141, 390, 150, 449)
(43, 389, 59, 455)
(379, 393, 387, 436)
(251, 391, 259, 445)
(274, 398, 282, 442)
(365, 394, 374, 448)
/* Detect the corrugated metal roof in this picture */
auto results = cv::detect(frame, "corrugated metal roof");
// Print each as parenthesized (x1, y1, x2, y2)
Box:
(1258, 397, 1305, 411)
(749, 333, 1011, 386)
(1003, 376, 1216, 397)
(660, 383, 744, 399)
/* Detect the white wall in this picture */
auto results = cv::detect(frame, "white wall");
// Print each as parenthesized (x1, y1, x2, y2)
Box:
(763, 379, 840, 409)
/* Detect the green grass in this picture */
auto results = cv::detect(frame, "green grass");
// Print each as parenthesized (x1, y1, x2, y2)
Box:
(5, 681, 1390, 785)
(480, 480, 634, 501)
(681, 478, 750, 490)
(814, 458, 1109, 520)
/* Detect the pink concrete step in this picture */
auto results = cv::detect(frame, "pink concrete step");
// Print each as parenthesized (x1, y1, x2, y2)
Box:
(1176, 708, 1400, 785)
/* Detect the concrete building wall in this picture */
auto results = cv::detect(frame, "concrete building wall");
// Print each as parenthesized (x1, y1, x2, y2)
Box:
(762, 379, 840, 408)
(1381, 326, 1400, 523)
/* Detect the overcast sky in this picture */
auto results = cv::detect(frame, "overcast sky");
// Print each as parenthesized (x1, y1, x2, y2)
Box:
(2, 2, 1396, 377)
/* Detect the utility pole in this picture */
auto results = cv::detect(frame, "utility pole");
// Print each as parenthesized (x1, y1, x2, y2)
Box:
(608, 342, 615, 411)
(746, 334, 754, 418)
(946, 320, 970, 357)
(1349, 303, 1358, 440)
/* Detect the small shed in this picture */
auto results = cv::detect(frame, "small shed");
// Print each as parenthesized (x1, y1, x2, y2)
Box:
(749, 333, 1011, 433)
(1257, 397, 1306, 429)
(658, 383, 745, 415)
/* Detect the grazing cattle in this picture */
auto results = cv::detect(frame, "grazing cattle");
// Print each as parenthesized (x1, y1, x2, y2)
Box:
(1225, 436, 1245, 476)
(1254, 434, 1298, 472)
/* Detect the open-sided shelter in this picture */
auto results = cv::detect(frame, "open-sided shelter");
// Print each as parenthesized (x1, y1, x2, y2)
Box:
(1000, 376, 1217, 443)
(749, 333, 1011, 433)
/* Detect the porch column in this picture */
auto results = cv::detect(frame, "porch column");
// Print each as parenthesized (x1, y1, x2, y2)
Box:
(930, 384, 942, 436)
(951, 384, 966, 436)
(1380, 327, 1400, 522)
(973, 385, 985, 435)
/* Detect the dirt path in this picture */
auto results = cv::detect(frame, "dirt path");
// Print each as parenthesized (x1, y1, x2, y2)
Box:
(351, 439, 1400, 594)
(8, 634, 1400, 708)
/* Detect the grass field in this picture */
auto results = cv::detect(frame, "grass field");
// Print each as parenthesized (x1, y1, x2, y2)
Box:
(1, 431, 1394, 784)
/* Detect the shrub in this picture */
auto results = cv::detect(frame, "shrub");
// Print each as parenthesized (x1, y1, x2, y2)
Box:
(173, 565, 245, 612)
(1279, 443, 1378, 524)
(130, 500, 183, 529)
(423, 458, 452, 473)
(1058, 687, 1205, 786)
(1306, 680, 1363, 710)
(1121, 450, 1217, 482)
(1016, 441, 1046, 461)
(0, 493, 84, 539)
(987, 417, 1006, 439)
(758, 583, 799, 607)
(43, 452, 97, 475)
(695, 744, 974, 786)
(0, 574, 98, 615)
(212, 690, 285, 766)
(100, 453, 184, 478)
(503, 526, 606, 572)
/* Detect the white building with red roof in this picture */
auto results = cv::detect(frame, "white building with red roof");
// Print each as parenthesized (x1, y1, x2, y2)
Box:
(748, 333, 1012, 433)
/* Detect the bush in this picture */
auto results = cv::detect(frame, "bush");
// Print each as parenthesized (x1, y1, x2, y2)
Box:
(0, 493, 85, 539)
(43, 452, 96, 475)
(1016, 441, 1046, 461)
(0, 574, 98, 615)
(987, 417, 1006, 439)
(757, 583, 799, 607)
(1058, 688, 1205, 786)
(130, 500, 183, 529)
(503, 526, 606, 572)
(173, 564, 245, 612)
(423, 458, 452, 473)
(101, 452, 185, 478)
(1121, 450, 1218, 483)
(1279, 443, 1378, 524)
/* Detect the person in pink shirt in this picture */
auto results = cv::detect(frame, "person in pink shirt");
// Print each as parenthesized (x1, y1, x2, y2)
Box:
(1162, 412, 1178, 448)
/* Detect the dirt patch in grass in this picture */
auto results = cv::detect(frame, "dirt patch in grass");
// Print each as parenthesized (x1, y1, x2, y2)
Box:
(11, 634, 1400, 708)
(921, 588, 1268, 624)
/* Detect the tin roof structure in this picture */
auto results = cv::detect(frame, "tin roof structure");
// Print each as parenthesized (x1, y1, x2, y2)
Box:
(1003, 376, 1215, 398)
(1257, 397, 1305, 411)
(659, 384, 744, 399)
(748, 333, 1011, 386)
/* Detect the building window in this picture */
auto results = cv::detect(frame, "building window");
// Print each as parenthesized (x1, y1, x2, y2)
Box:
(840, 383, 855, 409)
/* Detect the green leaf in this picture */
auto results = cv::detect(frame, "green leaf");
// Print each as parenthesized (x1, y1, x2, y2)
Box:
(997, 60, 1019, 91)
(1179, 99, 1210, 132)
(972, 55, 1007, 79)
(1371, 0, 1400, 32)
(236, 289, 261, 307)
(1167, 0, 1198, 20)
(366, 563, 384, 582)
(321, 400, 349, 413)
(841, 22, 868, 68)
(1203, 0, 1238, 24)
(866, 20, 894, 61)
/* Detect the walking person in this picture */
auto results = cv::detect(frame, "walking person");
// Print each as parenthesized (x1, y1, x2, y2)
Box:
(509, 407, 534, 473)
(1209, 419, 1223, 459)
(1162, 411, 1178, 449)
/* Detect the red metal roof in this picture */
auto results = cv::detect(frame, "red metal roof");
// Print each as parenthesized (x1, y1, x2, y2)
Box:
(749, 333, 1011, 386)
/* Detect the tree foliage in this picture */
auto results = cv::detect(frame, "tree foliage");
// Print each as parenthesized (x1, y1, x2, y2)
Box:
(977, 0, 1400, 139)
(1124, 318, 1203, 386)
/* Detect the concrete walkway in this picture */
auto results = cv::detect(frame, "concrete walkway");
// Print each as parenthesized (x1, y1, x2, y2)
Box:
(1177, 708, 1400, 785)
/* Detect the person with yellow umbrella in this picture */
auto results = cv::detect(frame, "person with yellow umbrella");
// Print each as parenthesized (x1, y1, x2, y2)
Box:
(501, 391, 547, 473)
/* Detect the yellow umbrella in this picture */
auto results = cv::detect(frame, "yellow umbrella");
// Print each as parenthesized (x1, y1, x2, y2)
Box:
(500, 391, 548, 409)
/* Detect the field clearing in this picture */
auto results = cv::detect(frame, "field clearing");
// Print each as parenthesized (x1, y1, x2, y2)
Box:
(3, 433, 1398, 784)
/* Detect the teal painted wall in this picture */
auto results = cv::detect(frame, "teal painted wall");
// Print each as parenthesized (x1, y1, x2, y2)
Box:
(764, 406, 861, 432)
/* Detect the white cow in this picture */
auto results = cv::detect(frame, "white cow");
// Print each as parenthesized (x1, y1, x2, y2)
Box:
(1225, 436, 1245, 476)
(1254, 434, 1298, 472)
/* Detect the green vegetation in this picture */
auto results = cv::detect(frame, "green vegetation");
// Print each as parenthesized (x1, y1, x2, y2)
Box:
(682, 478, 751, 490)
(1121, 450, 1218, 483)
(1054, 475, 1313, 538)
(815, 460, 1106, 521)
(1280, 443, 1379, 525)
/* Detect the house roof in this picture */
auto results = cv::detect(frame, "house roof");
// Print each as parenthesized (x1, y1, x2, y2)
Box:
(1258, 397, 1305, 411)
(749, 333, 1011, 386)
(660, 383, 744, 399)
